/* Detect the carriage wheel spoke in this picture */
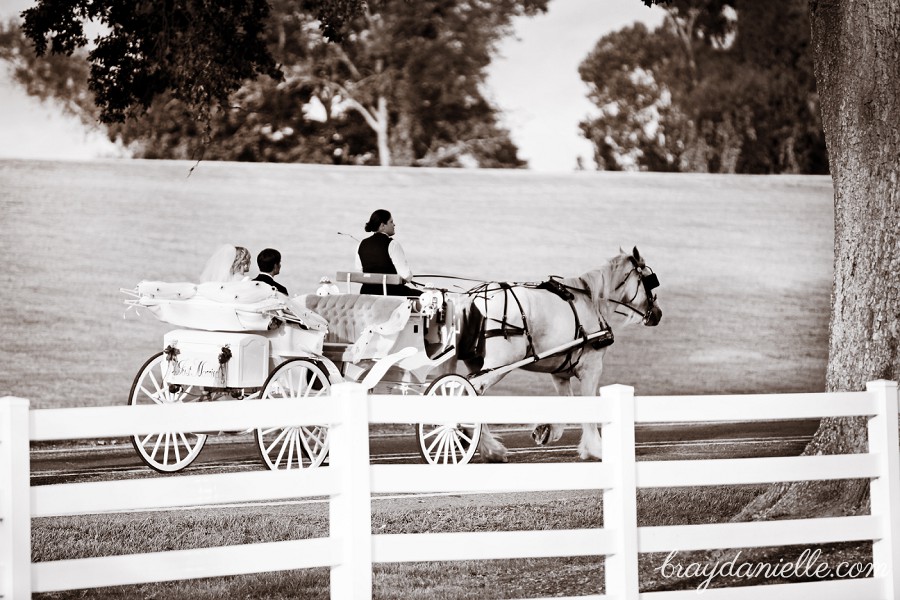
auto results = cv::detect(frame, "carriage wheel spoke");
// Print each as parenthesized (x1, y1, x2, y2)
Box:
(256, 360, 331, 470)
(307, 426, 326, 447)
(420, 426, 441, 442)
(265, 427, 290, 457)
(439, 431, 450, 464)
(451, 434, 466, 463)
(140, 386, 164, 404)
(426, 427, 446, 455)
(178, 432, 194, 454)
(148, 433, 163, 461)
(148, 371, 165, 399)
(273, 428, 292, 468)
(172, 433, 182, 463)
(130, 354, 207, 473)
(456, 427, 474, 445)
(299, 429, 315, 462)
(286, 431, 297, 470)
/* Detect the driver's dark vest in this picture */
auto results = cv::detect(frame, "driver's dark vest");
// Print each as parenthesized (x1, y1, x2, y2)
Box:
(358, 233, 397, 275)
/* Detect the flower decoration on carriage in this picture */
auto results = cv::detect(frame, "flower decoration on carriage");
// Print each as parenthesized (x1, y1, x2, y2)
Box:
(419, 285, 444, 319)
(217, 344, 232, 386)
(316, 276, 341, 296)
(164, 343, 180, 362)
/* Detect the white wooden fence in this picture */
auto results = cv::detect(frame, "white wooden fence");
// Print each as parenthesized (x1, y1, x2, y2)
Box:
(1, 380, 898, 599)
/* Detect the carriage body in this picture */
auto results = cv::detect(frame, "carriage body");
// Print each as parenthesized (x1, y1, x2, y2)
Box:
(122, 276, 476, 472)
(161, 330, 270, 389)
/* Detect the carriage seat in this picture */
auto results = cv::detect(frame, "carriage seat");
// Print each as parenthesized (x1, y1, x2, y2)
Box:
(130, 280, 302, 332)
(336, 271, 404, 295)
(301, 294, 408, 344)
(299, 293, 413, 363)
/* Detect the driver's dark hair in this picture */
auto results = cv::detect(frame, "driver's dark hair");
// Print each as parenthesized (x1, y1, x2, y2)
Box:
(364, 209, 392, 233)
(256, 248, 281, 273)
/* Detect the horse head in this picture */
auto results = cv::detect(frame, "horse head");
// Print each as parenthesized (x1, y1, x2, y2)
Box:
(596, 246, 662, 327)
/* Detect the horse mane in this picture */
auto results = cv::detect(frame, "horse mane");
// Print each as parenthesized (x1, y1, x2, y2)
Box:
(576, 251, 630, 320)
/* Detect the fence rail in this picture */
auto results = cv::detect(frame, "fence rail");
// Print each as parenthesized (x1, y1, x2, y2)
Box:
(2, 380, 898, 599)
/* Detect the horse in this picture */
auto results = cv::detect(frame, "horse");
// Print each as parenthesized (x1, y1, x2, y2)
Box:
(458, 246, 662, 462)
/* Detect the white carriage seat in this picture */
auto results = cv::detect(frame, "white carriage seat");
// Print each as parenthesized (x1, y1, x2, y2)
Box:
(132, 280, 285, 332)
(299, 294, 411, 361)
(136, 281, 198, 300)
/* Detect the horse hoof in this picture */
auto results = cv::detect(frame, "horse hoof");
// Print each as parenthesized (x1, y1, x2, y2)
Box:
(532, 424, 551, 446)
(482, 452, 509, 463)
(578, 450, 602, 461)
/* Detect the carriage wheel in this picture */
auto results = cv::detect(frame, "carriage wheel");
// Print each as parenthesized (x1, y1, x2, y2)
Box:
(128, 352, 207, 473)
(416, 374, 482, 465)
(256, 359, 331, 470)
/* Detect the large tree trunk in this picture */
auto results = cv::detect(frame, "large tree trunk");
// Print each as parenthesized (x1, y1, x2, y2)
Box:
(736, 0, 900, 522)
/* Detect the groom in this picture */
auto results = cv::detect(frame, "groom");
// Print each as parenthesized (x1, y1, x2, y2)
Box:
(253, 248, 288, 295)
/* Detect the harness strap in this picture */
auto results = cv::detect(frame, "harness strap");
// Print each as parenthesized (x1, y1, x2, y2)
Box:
(483, 284, 536, 358)
(482, 281, 606, 376)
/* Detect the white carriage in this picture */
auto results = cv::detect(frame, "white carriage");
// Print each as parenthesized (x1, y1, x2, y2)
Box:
(122, 273, 481, 473)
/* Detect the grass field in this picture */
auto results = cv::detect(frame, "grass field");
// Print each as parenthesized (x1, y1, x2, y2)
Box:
(0, 159, 833, 408)
(1, 159, 840, 598)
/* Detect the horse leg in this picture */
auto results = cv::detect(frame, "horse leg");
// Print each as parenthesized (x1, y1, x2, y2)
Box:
(467, 335, 531, 463)
(532, 375, 571, 446)
(477, 424, 508, 463)
(576, 352, 606, 460)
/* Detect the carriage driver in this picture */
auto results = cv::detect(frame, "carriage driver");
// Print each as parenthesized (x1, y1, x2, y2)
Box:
(253, 248, 288, 296)
(355, 209, 422, 297)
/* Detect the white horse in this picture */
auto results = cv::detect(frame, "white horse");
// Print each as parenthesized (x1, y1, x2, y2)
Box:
(459, 247, 662, 462)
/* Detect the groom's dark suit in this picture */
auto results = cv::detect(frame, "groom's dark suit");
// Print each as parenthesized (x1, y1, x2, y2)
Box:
(253, 273, 288, 296)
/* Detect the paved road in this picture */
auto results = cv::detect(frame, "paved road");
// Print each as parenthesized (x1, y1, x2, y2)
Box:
(30, 419, 821, 486)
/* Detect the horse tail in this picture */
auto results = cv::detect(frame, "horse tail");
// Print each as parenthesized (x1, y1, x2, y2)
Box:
(456, 304, 486, 372)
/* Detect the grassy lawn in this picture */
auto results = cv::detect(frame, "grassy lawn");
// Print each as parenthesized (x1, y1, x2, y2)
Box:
(0, 160, 832, 408)
(2, 160, 840, 598)
(33, 485, 773, 599)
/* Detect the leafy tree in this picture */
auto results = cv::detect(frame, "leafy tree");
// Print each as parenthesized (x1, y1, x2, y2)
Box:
(18, 0, 541, 167)
(0, 18, 98, 124)
(633, 0, 900, 528)
(580, 0, 827, 174)
(21, 0, 281, 124)
(577, 22, 688, 171)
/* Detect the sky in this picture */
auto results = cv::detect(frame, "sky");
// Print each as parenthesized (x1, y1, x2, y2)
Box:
(0, 0, 665, 171)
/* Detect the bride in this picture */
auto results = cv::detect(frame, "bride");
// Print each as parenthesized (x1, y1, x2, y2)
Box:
(199, 245, 252, 282)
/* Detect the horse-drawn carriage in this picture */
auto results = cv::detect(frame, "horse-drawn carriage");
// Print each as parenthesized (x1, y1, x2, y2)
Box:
(122, 247, 662, 472)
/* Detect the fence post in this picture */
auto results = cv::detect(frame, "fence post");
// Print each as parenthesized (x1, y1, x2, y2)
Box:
(600, 384, 639, 600)
(867, 380, 900, 598)
(328, 382, 373, 600)
(0, 397, 32, 599)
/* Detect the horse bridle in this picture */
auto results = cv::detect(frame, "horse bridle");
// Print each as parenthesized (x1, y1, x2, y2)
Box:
(610, 257, 660, 323)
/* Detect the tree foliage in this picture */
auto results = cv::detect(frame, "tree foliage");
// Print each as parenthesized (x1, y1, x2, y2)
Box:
(22, 0, 281, 124)
(14, 0, 539, 167)
(0, 18, 97, 124)
(580, 0, 827, 174)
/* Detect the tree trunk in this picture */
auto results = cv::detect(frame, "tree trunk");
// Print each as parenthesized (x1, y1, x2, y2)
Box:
(374, 96, 391, 166)
(389, 109, 416, 167)
(735, 0, 900, 522)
